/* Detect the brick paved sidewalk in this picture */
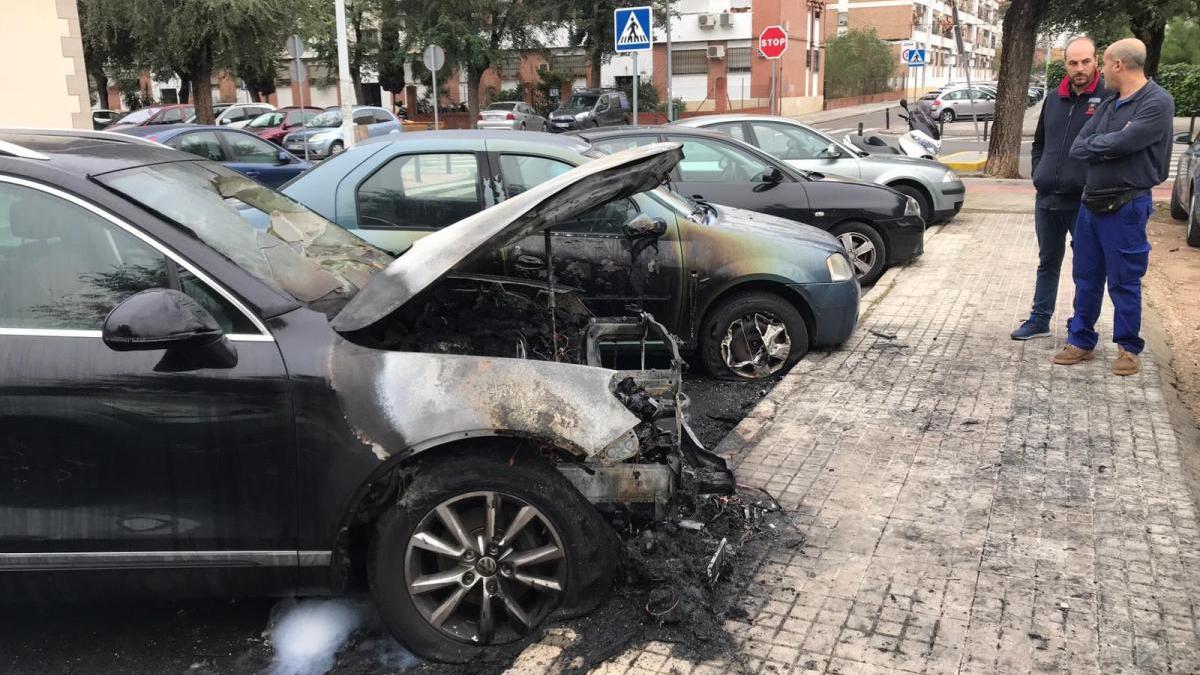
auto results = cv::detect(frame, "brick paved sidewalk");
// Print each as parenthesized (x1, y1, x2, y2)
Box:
(513, 209, 1200, 674)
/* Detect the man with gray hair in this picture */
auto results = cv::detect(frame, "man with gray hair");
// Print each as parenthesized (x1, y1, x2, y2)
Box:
(1055, 38, 1174, 376)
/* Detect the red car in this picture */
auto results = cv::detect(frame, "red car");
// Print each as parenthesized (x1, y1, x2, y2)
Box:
(246, 106, 323, 145)
(106, 104, 195, 130)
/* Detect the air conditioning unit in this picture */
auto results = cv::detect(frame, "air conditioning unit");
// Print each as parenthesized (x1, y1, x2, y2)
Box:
(707, 45, 726, 59)
(719, 12, 733, 27)
(698, 14, 718, 28)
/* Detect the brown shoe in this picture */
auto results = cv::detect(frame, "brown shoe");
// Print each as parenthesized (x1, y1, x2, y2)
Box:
(1053, 344, 1095, 365)
(1113, 347, 1140, 376)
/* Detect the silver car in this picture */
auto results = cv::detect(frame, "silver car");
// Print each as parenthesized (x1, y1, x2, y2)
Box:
(282, 106, 403, 159)
(917, 87, 996, 124)
(674, 114, 965, 222)
(476, 101, 546, 131)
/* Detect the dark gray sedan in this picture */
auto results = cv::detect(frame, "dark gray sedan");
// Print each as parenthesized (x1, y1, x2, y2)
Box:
(1169, 131, 1200, 247)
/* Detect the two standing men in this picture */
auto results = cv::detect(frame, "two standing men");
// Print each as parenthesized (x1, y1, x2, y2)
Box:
(1014, 37, 1175, 377)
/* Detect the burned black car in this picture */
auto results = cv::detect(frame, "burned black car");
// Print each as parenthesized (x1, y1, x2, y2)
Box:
(0, 130, 731, 662)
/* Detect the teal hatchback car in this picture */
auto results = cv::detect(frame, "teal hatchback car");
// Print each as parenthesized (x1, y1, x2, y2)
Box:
(282, 131, 859, 380)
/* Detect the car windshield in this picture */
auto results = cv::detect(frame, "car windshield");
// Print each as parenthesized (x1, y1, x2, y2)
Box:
(113, 107, 161, 125)
(307, 111, 342, 128)
(96, 161, 394, 315)
(568, 94, 599, 108)
(487, 102, 517, 110)
(249, 112, 285, 128)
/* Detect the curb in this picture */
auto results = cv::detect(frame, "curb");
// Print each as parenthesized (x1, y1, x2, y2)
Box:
(940, 151, 988, 172)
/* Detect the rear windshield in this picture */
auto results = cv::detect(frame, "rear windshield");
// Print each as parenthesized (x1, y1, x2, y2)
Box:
(113, 107, 161, 125)
(249, 112, 284, 128)
(568, 94, 599, 108)
(96, 161, 393, 314)
(307, 111, 342, 128)
(487, 102, 517, 110)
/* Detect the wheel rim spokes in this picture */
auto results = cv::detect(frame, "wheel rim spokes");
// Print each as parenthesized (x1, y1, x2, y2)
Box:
(404, 491, 566, 645)
(720, 312, 791, 378)
(838, 233, 876, 276)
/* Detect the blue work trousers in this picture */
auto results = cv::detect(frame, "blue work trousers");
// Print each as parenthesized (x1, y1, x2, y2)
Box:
(1066, 195, 1153, 355)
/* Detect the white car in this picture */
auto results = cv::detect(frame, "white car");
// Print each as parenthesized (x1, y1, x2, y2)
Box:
(187, 103, 276, 128)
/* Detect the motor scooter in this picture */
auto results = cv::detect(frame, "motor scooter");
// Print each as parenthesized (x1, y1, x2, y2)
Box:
(842, 98, 942, 160)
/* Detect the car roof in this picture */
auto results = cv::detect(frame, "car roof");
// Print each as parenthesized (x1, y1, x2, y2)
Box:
(0, 128, 196, 175)
(672, 113, 816, 127)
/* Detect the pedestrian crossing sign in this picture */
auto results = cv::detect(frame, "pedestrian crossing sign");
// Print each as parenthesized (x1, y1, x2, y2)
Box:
(902, 48, 926, 67)
(615, 6, 652, 52)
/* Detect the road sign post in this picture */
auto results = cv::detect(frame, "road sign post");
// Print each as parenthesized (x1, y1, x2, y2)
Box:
(334, 0, 356, 150)
(423, 45, 446, 130)
(758, 25, 787, 115)
(286, 35, 310, 161)
(615, 6, 652, 126)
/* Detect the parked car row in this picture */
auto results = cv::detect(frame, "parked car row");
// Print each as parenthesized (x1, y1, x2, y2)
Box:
(1169, 131, 1200, 247)
(0, 109, 963, 662)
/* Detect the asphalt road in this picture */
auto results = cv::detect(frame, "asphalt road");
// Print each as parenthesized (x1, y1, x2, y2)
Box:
(809, 105, 1035, 176)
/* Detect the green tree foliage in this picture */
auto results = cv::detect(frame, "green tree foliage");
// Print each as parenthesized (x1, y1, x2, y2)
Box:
(1157, 64, 1200, 116)
(1042, 0, 1200, 76)
(615, 78, 659, 113)
(1161, 18, 1200, 65)
(1045, 59, 1066, 87)
(823, 29, 895, 99)
(79, 0, 307, 123)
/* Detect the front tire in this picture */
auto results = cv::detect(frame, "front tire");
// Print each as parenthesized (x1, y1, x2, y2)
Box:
(1170, 178, 1188, 220)
(1188, 191, 1200, 248)
(368, 448, 615, 663)
(890, 183, 933, 224)
(700, 291, 809, 380)
(328, 140, 345, 156)
(830, 221, 888, 285)
(939, 109, 955, 124)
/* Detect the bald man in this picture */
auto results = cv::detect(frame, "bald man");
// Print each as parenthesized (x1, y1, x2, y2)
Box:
(1057, 38, 1174, 376)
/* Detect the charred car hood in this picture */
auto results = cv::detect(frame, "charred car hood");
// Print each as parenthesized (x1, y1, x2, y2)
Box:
(708, 205, 843, 253)
(331, 142, 684, 333)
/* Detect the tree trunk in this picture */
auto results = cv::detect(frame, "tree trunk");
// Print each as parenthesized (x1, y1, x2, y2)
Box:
(191, 45, 215, 124)
(467, 64, 483, 120)
(1130, 16, 1166, 78)
(984, 0, 1046, 178)
(178, 76, 191, 104)
(93, 71, 109, 108)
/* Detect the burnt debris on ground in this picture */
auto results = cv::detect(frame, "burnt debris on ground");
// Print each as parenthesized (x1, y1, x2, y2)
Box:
(683, 374, 779, 449)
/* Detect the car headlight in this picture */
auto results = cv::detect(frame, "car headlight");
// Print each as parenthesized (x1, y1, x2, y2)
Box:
(942, 169, 959, 183)
(904, 196, 921, 217)
(827, 253, 854, 282)
(575, 112, 590, 121)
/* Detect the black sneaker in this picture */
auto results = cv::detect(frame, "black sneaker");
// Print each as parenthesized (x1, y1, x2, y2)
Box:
(1011, 320, 1051, 340)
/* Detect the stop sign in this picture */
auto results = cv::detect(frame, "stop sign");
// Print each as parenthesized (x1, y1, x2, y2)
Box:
(758, 25, 788, 59)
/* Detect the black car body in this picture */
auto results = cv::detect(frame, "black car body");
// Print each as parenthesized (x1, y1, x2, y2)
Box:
(283, 131, 861, 380)
(548, 90, 630, 132)
(0, 129, 734, 662)
(572, 126, 926, 285)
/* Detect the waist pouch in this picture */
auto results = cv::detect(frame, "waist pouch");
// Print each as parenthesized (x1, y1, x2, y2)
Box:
(1081, 187, 1139, 214)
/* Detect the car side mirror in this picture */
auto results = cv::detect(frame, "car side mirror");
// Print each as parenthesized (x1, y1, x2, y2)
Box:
(899, 98, 909, 110)
(761, 166, 784, 183)
(104, 289, 224, 351)
(1176, 132, 1193, 145)
(624, 214, 668, 238)
(277, 149, 291, 164)
(820, 143, 842, 159)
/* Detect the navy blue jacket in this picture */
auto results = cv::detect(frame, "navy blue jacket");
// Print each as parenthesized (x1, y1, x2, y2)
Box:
(1031, 73, 1109, 209)
(1069, 79, 1175, 193)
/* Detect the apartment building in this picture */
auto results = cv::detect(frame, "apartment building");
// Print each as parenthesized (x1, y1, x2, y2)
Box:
(1, 0, 90, 128)
(825, 0, 1001, 91)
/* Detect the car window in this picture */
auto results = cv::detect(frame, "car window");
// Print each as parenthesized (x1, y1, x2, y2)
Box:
(667, 135, 772, 183)
(224, 132, 280, 163)
(749, 122, 831, 161)
(373, 110, 393, 124)
(498, 154, 573, 197)
(224, 108, 247, 122)
(286, 110, 318, 126)
(352, 110, 374, 125)
(167, 131, 225, 161)
(590, 135, 659, 155)
(357, 153, 483, 230)
(249, 112, 285, 128)
(488, 103, 517, 111)
(160, 107, 184, 123)
(0, 182, 253, 333)
(708, 122, 747, 142)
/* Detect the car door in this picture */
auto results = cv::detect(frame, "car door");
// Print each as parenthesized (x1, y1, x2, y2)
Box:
(218, 130, 299, 188)
(490, 151, 683, 322)
(0, 179, 295, 563)
(351, 150, 497, 262)
(746, 121, 861, 178)
(165, 129, 228, 163)
(663, 134, 812, 224)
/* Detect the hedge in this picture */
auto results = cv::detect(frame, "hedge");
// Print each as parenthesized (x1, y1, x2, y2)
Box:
(1157, 64, 1200, 117)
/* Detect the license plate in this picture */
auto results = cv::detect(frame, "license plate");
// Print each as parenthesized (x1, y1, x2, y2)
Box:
(553, 121, 570, 127)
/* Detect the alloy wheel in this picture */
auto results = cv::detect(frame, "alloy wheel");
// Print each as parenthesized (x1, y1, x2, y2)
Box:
(838, 231, 878, 279)
(720, 312, 792, 379)
(404, 491, 566, 645)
